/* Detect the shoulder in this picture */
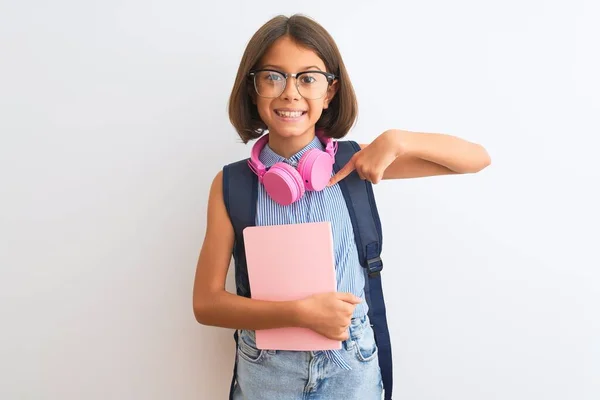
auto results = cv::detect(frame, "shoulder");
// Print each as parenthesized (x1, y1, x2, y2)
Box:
(205, 169, 235, 234)
(208, 170, 224, 207)
(210, 156, 251, 193)
(335, 139, 360, 147)
(223, 157, 250, 169)
(334, 139, 361, 155)
(222, 157, 252, 178)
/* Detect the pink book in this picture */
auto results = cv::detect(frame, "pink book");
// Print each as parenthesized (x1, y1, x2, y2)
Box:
(242, 221, 341, 351)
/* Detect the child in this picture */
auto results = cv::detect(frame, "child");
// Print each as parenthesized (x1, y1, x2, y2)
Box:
(193, 13, 490, 400)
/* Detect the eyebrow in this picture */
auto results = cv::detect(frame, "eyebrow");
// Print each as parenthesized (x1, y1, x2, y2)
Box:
(260, 64, 323, 71)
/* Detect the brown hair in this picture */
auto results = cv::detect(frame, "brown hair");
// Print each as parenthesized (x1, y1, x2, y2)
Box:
(228, 14, 358, 144)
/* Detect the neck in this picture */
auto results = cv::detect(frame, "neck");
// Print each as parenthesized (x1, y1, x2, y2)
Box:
(267, 128, 316, 159)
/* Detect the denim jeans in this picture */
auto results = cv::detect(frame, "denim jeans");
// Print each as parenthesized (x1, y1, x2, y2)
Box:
(232, 314, 383, 400)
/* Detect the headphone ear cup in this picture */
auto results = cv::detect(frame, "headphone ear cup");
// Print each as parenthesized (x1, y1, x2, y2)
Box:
(297, 149, 334, 191)
(262, 162, 305, 205)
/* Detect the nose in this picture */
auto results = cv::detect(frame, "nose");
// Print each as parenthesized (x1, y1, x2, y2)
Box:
(280, 76, 301, 101)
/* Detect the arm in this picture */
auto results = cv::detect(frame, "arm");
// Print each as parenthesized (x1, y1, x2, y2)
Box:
(192, 170, 303, 330)
(329, 129, 491, 185)
(192, 171, 361, 337)
(366, 129, 491, 179)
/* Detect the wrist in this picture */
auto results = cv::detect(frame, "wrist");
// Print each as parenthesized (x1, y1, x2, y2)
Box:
(385, 129, 411, 157)
(289, 299, 310, 328)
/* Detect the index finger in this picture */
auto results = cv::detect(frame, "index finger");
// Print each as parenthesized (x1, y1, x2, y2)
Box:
(327, 157, 356, 187)
(337, 292, 362, 304)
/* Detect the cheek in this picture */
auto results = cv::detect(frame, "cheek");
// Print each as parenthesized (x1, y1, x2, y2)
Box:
(307, 101, 326, 118)
(255, 100, 272, 119)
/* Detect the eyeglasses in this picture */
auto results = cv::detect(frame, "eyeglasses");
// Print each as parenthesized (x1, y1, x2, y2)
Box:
(248, 69, 337, 100)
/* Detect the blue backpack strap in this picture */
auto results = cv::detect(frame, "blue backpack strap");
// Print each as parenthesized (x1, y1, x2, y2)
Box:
(222, 159, 258, 400)
(334, 140, 393, 400)
(223, 159, 258, 298)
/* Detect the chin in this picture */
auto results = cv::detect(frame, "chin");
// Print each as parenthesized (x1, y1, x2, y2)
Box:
(268, 123, 314, 138)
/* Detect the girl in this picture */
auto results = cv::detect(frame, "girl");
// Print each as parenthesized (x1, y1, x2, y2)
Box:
(193, 14, 490, 400)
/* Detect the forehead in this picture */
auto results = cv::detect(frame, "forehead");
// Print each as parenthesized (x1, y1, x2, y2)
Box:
(258, 35, 326, 72)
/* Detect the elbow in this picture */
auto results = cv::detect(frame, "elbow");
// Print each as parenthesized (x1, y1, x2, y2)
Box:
(193, 288, 226, 326)
(193, 304, 207, 325)
(465, 145, 491, 173)
(478, 148, 492, 171)
(472, 156, 491, 173)
(193, 295, 214, 326)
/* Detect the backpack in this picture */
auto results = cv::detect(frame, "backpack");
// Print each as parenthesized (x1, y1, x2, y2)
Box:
(222, 140, 393, 399)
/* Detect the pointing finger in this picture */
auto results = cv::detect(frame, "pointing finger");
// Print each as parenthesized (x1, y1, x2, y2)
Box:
(327, 157, 356, 186)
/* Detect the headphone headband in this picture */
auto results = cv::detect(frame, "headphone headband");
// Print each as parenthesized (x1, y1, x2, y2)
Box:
(247, 129, 335, 180)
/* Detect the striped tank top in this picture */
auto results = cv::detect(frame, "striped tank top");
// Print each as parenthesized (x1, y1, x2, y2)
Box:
(256, 135, 368, 318)
(255, 135, 368, 370)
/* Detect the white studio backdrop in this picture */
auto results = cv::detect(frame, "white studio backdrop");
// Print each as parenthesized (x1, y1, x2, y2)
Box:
(1, 1, 598, 399)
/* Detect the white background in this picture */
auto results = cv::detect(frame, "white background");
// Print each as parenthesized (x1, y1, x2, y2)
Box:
(1, 1, 598, 399)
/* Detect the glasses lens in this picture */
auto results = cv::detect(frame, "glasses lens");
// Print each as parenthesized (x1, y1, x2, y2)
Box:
(297, 72, 329, 100)
(254, 71, 286, 98)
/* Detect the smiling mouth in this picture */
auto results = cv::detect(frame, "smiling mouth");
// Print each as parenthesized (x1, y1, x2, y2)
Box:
(275, 110, 307, 118)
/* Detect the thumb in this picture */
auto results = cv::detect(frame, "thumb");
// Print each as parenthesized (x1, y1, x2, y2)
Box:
(337, 292, 363, 304)
(327, 157, 356, 187)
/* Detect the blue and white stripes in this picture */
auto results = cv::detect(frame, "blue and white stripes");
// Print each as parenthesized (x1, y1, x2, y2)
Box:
(255, 135, 368, 370)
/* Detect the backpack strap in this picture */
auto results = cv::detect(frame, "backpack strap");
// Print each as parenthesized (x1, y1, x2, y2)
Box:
(334, 140, 393, 400)
(222, 159, 258, 399)
(223, 159, 258, 298)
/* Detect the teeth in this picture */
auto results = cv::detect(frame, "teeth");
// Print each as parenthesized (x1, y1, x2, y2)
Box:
(276, 110, 304, 118)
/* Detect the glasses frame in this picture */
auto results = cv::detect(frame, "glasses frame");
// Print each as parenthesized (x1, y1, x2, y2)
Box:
(248, 69, 338, 99)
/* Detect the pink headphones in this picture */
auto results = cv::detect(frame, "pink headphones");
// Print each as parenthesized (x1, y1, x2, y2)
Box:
(247, 130, 338, 206)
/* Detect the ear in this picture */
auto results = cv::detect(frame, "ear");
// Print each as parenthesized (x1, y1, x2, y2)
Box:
(323, 80, 339, 109)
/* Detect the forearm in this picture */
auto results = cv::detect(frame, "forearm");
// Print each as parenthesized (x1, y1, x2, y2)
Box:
(194, 290, 306, 331)
(390, 129, 491, 173)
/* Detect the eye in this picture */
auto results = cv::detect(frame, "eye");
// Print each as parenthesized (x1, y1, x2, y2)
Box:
(266, 73, 283, 81)
(300, 75, 317, 84)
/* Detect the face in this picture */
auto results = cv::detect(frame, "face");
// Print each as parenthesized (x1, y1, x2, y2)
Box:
(251, 35, 338, 141)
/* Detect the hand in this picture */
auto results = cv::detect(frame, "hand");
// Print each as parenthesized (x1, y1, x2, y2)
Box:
(296, 292, 362, 341)
(328, 130, 405, 186)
